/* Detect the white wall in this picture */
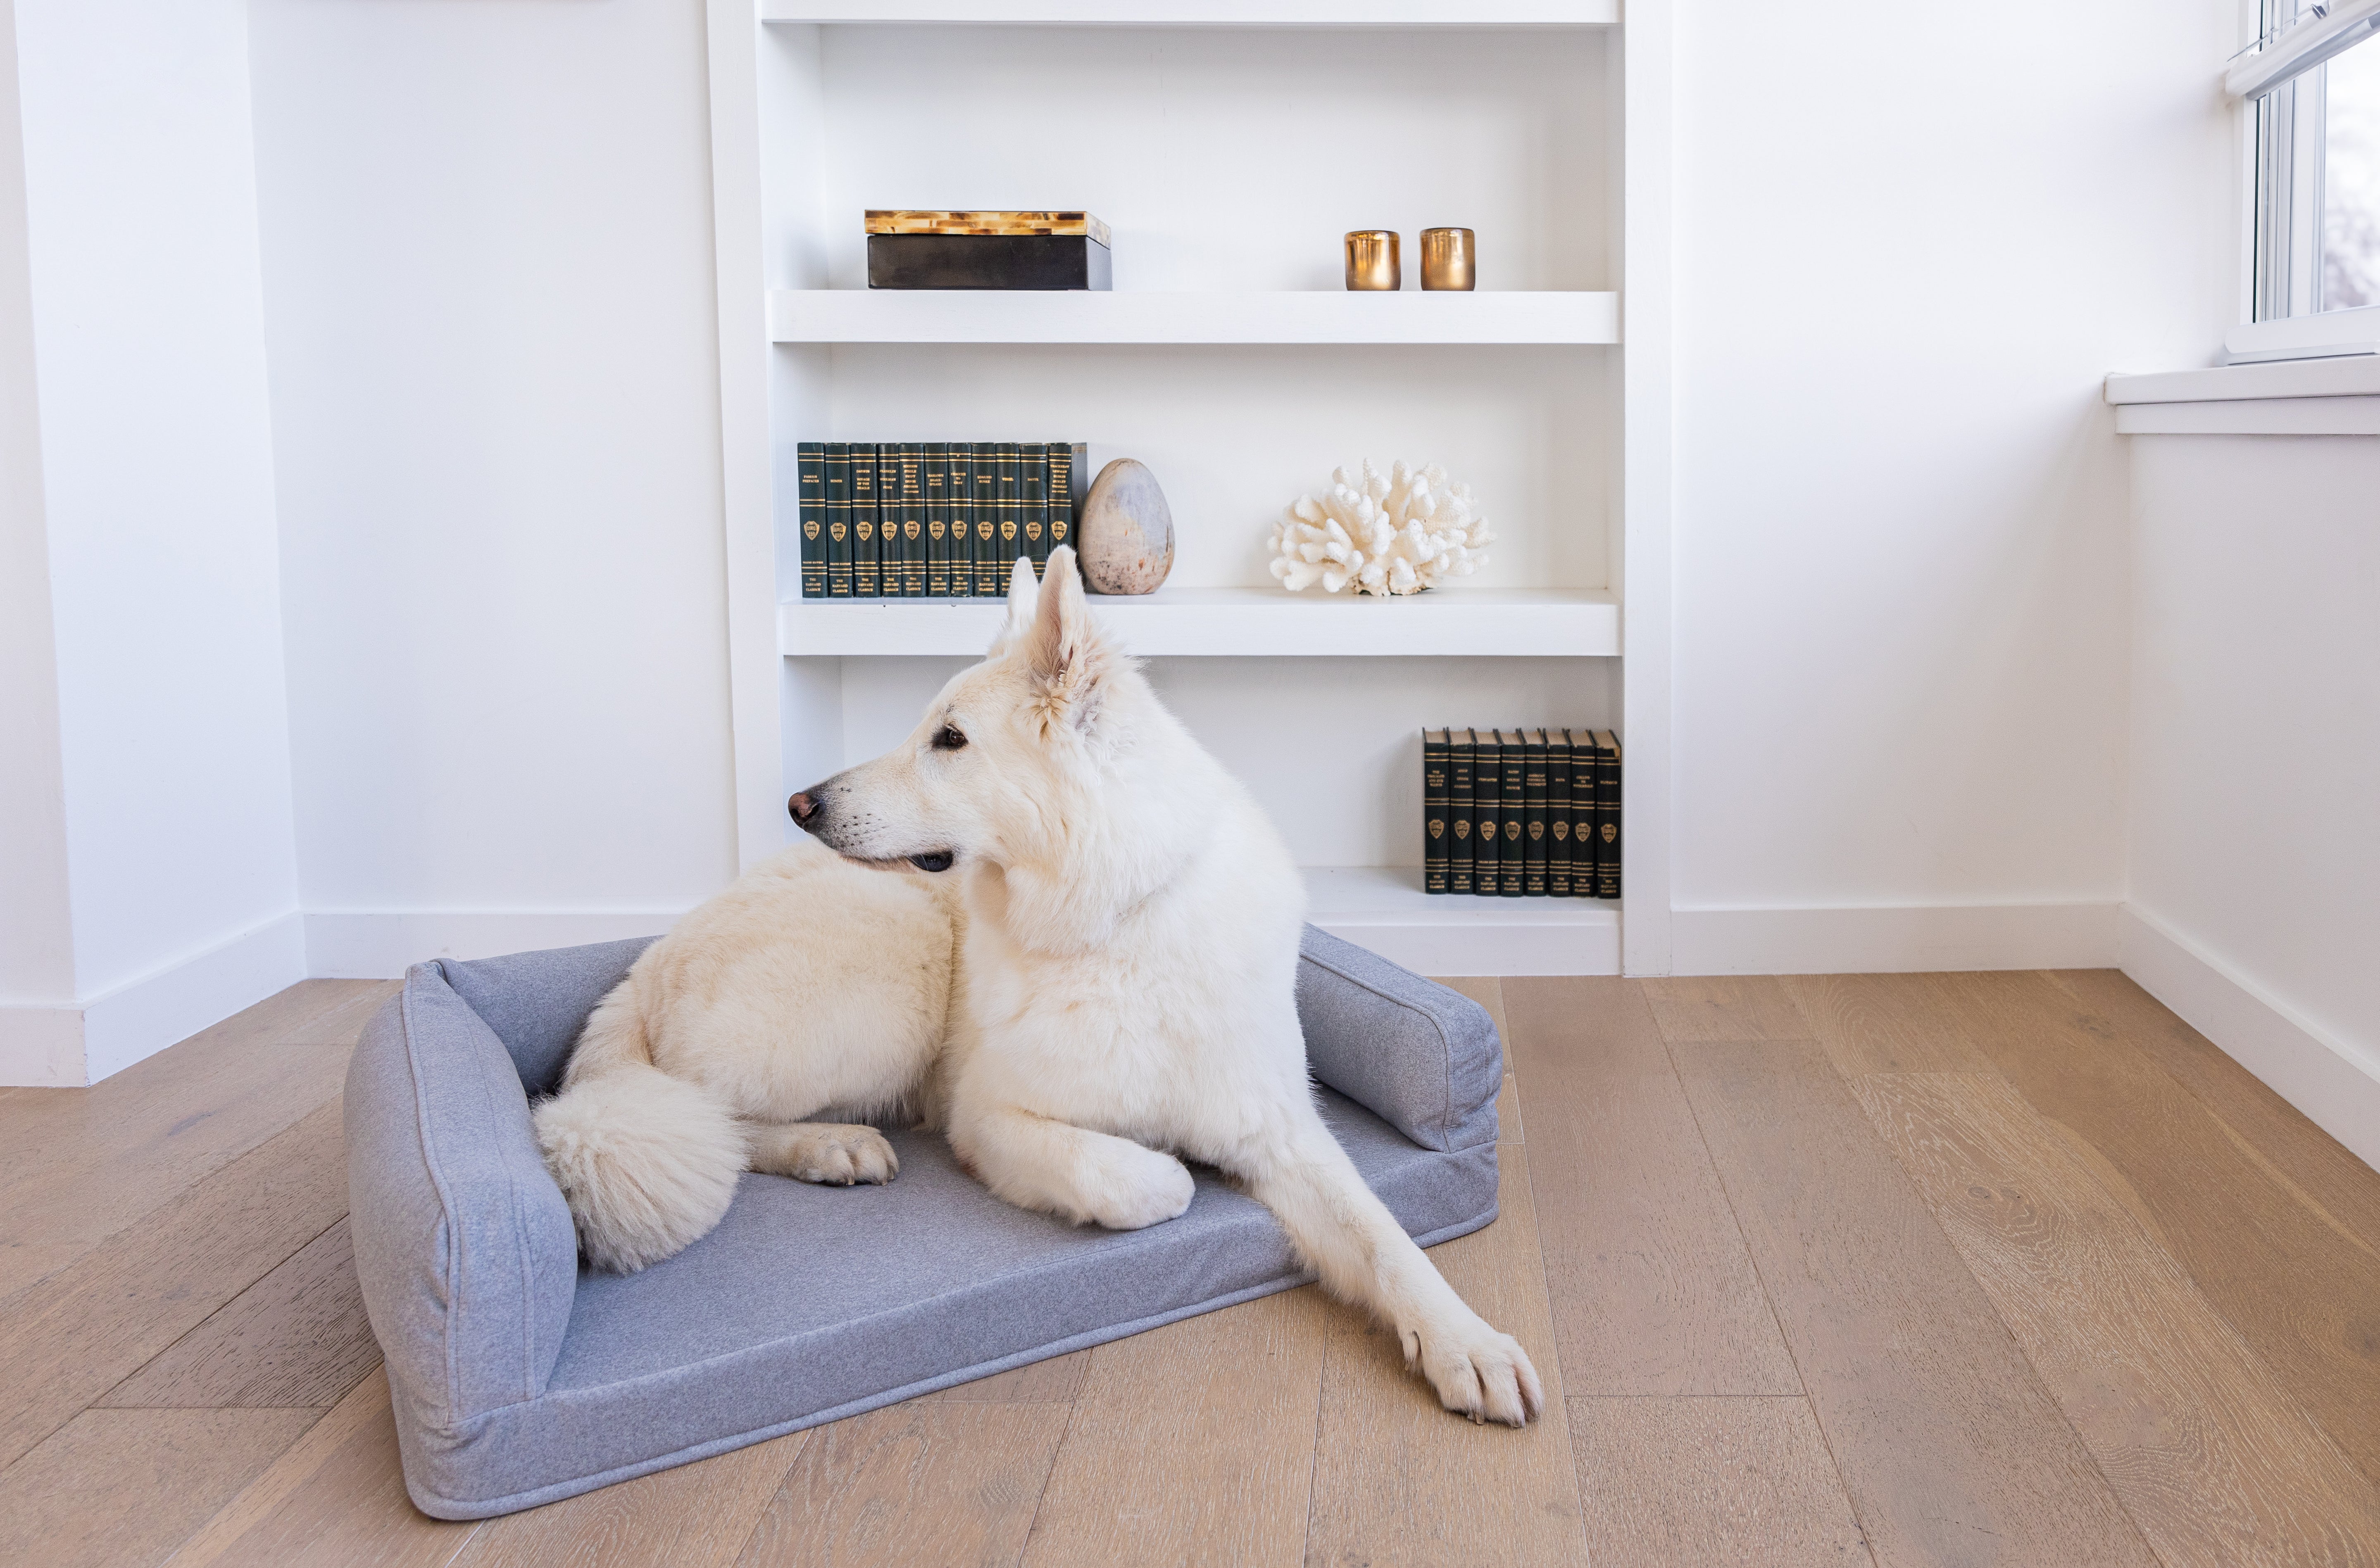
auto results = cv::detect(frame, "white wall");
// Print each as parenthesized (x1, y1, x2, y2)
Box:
(1, 0, 304, 1083)
(2124, 434, 2380, 1169)
(245, 0, 740, 974)
(0, 0, 78, 1041)
(1664, 0, 2240, 972)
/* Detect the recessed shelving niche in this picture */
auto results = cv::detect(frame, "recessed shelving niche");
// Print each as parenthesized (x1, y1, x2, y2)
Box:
(707, 7, 1668, 973)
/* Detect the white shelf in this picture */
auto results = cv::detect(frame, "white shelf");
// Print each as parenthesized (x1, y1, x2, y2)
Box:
(780, 587, 1619, 658)
(768, 290, 1619, 346)
(761, 2, 1616, 26)
(1302, 865, 1620, 977)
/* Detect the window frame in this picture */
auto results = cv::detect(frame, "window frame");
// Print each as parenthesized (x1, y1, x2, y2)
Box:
(2231, 0, 2380, 361)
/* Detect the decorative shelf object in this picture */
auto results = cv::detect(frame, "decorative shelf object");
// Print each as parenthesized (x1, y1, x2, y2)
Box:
(759, 2, 1618, 26)
(766, 289, 1620, 347)
(779, 587, 1619, 658)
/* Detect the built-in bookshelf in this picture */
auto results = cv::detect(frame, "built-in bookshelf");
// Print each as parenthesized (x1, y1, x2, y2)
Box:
(704, 3, 1671, 974)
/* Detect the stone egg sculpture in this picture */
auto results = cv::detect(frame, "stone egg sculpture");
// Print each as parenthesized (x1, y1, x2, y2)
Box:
(1076, 458, 1174, 595)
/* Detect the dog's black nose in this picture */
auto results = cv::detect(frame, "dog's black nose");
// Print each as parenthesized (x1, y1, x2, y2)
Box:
(788, 791, 819, 823)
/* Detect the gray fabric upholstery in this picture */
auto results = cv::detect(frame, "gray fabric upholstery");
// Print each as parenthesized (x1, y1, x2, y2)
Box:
(346, 925, 1502, 1520)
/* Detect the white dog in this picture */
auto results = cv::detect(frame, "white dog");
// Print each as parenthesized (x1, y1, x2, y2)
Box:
(537, 549, 1541, 1426)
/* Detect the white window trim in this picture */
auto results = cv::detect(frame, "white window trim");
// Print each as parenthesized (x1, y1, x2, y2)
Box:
(2106, 352, 2380, 431)
(2227, 0, 2380, 362)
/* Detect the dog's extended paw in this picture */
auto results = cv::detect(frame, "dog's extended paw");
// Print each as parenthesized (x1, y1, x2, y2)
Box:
(1401, 1311, 1545, 1427)
(749, 1123, 899, 1187)
(1085, 1143, 1196, 1231)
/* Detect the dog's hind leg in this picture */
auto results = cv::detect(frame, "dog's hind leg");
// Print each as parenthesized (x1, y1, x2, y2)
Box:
(1235, 1117, 1542, 1427)
(947, 1104, 1194, 1230)
(744, 1121, 900, 1186)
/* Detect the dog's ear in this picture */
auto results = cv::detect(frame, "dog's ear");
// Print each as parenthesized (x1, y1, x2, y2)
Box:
(987, 556, 1041, 656)
(1023, 548, 1111, 729)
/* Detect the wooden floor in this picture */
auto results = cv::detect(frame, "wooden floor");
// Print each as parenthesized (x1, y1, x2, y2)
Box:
(4, 972, 2378, 1566)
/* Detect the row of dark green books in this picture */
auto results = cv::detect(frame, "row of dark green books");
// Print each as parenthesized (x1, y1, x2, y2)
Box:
(797, 442, 1086, 598)
(1423, 729, 1621, 898)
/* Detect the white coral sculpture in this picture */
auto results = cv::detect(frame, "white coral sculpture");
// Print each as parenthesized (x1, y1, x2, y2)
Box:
(1267, 458, 1493, 596)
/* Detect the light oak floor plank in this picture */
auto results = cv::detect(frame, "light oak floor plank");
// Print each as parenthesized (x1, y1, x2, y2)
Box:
(738, 1405, 1067, 1568)
(1641, 976, 1812, 1043)
(1569, 1396, 1872, 1568)
(1672, 1038, 2158, 1568)
(101, 1217, 381, 1411)
(278, 981, 402, 1046)
(1943, 969, 2380, 1485)
(0, 979, 379, 1302)
(1503, 977, 1798, 1396)
(1304, 1145, 1585, 1568)
(457, 1430, 807, 1568)
(165, 1367, 478, 1568)
(1428, 975, 1509, 1047)
(1020, 1285, 1332, 1568)
(2045, 967, 2380, 1262)
(0, 1406, 321, 1568)
(1782, 972, 2001, 1076)
(1495, 1071, 1523, 1144)
(1854, 1069, 2380, 1566)
(921, 1349, 1090, 1405)
(0, 1098, 350, 1471)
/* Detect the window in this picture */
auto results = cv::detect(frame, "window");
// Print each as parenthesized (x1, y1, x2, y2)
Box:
(2232, 0, 2380, 360)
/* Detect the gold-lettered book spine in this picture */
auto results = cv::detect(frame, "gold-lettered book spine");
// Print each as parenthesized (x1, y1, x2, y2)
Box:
(899, 442, 925, 596)
(950, 444, 976, 597)
(825, 442, 852, 598)
(1449, 729, 1475, 895)
(1522, 728, 1548, 896)
(924, 442, 950, 597)
(1548, 730, 1573, 898)
(1423, 729, 1450, 895)
(1595, 730, 1622, 900)
(995, 441, 1022, 584)
(797, 441, 825, 599)
(852, 445, 880, 597)
(1498, 729, 1524, 897)
(1472, 730, 1501, 898)
(972, 443, 1000, 595)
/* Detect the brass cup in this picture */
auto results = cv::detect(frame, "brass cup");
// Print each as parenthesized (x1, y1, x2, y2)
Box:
(1344, 230, 1400, 291)
(1420, 228, 1475, 291)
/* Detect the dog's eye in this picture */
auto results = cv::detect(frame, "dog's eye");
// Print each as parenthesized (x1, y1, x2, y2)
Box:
(933, 725, 967, 751)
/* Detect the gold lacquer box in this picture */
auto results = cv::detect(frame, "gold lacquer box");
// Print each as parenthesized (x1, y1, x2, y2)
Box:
(865, 211, 1113, 290)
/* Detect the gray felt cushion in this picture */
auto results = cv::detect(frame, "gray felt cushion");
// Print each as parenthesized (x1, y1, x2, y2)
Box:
(346, 925, 1502, 1520)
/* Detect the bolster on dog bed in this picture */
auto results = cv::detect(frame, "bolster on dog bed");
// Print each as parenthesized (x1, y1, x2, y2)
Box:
(345, 926, 1503, 1520)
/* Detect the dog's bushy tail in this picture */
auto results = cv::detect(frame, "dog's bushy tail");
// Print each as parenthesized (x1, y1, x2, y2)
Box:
(531, 989, 745, 1273)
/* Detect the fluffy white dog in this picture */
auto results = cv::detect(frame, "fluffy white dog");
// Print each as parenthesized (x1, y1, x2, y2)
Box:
(536, 549, 1541, 1426)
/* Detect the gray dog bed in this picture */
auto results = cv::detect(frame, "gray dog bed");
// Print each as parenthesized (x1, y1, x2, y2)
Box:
(345, 926, 1502, 1520)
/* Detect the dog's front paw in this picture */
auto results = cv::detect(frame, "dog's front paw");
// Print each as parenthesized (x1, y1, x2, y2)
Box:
(1402, 1311, 1545, 1427)
(1085, 1143, 1196, 1231)
(750, 1123, 899, 1187)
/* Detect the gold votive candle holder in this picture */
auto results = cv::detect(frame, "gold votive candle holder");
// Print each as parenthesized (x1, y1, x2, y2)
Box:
(1420, 228, 1475, 291)
(1344, 230, 1399, 291)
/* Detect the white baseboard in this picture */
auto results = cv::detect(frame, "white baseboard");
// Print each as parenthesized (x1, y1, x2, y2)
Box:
(1309, 916, 1621, 977)
(0, 1005, 88, 1087)
(305, 910, 685, 979)
(0, 912, 309, 1086)
(2120, 905, 2380, 1175)
(1668, 901, 2123, 976)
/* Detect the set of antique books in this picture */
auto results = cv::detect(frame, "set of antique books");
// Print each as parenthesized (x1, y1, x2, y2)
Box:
(1422, 729, 1621, 899)
(797, 442, 1086, 598)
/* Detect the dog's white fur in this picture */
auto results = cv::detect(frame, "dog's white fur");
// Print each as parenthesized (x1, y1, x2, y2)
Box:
(532, 840, 957, 1271)
(538, 549, 1541, 1424)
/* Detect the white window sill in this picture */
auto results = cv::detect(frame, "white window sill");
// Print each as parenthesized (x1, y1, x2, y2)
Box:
(2105, 355, 2380, 434)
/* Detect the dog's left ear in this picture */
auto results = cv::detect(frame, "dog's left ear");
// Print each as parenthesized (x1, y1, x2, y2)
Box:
(1023, 548, 1111, 729)
(987, 556, 1041, 656)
